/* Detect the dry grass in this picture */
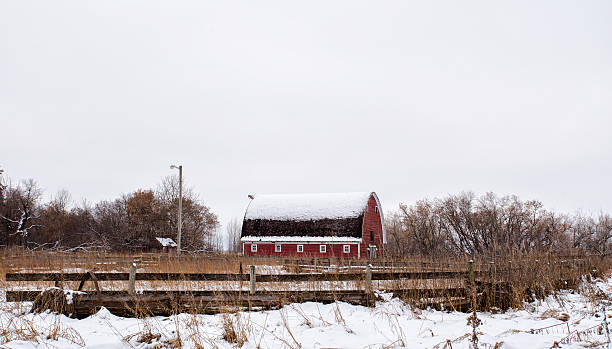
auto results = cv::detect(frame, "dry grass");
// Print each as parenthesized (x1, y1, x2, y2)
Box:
(2, 249, 610, 315)
(0, 249, 284, 274)
(1, 250, 610, 349)
(221, 313, 248, 347)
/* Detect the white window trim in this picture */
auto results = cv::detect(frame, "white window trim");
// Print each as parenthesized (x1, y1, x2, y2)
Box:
(297, 244, 303, 253)
(319, 245, 327, 253)
(343, 245, 350, 253)
(275, 244, 281, 252)
(251, 244, 257, 252)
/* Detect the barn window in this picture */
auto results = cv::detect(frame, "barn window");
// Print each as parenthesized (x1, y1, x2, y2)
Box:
(343, 245, 350, 253)
(297, 245, 303, 253)
(251, 244, 257, 252)
(319, 245, 326, 253)
(375, 206, 379, 213)
(275, 244, 281, 252)
(370, 231, 374, 241)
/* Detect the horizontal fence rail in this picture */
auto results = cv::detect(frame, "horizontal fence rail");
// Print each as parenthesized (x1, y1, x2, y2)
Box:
(4, 255, 603, 318)
(5, 270, 480, 282)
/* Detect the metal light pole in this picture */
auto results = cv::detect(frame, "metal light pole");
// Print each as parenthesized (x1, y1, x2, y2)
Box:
(170, 164, 183, 256)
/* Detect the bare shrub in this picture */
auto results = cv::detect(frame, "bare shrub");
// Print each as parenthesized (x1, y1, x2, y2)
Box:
(221, 313, 247, 347)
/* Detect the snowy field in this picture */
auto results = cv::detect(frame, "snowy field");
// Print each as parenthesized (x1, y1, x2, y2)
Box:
(1, 276, 610, 349)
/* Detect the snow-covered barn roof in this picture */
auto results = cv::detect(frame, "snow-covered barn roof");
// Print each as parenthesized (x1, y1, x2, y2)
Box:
(244, 192, 372, 221)
(241, 192, 386, 242)
(155, 237, 177, 247)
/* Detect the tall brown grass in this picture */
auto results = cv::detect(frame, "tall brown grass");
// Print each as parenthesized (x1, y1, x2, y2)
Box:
(2, 249, 610, 314)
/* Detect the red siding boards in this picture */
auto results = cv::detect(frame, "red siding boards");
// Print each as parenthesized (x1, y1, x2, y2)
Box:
(242, 193, 385, 260)
(361, 195, 384, 258)
(244, 243, 360, 258)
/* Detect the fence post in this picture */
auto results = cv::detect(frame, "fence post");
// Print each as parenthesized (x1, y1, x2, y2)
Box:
(128, 262, 136, 295)
(249, 265, 256, 295)
(468, 259, 480, 348)
(488, 261, 494, 310)
(365, 264, 372, 294)
(468, 260, 476, 310)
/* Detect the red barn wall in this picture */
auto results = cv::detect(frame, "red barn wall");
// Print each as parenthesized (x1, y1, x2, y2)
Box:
(361, 194, 384, 258)
(242, 193, 384, 260)
(243, 243, 360, 258)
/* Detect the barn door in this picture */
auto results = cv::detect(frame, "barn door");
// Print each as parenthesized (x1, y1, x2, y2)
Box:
(368, 245, 377, 259)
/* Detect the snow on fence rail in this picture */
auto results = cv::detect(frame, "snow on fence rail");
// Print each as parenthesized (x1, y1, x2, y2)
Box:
(5, 266, 484, 316)
(4, 270, 476, 282)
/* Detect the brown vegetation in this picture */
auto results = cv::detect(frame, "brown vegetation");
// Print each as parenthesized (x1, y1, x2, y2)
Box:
(4, 250, 610, 318)
(385, 192, 612, 257)
(0, 173, 218, 252)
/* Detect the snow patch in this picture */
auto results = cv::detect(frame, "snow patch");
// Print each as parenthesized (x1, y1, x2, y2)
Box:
(244, 192, 372, 221)
(3, 276, 611, 348)
(155, 237, 177, 247)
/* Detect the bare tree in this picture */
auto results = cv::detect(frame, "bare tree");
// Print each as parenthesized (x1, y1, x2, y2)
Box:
(0, 168, 6, 205)
(592, 214, 612, 255)
(392, 191, 595, 257)
(206, 226, 225, 252)
(0, 179, 43, 247)
(225, 217, 243, 253)
(155, 175, 218, 251)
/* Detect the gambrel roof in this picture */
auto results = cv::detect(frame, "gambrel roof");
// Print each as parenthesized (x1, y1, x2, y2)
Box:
(241, 192, 384, 242)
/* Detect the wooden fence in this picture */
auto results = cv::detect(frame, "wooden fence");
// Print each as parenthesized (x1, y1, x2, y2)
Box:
(4, 257, 597, 318)
(5, 264, 487, 317)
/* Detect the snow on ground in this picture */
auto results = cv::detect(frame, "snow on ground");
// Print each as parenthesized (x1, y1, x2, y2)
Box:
(255, 264, 288, 274)
(1, 277, 610, 348)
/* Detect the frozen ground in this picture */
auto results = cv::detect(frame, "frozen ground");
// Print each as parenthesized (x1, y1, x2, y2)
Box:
(1, 276, 610, 348)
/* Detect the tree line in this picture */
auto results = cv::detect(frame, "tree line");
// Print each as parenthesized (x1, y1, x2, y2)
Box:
(2, 167, 610, 256)
(384, 192, 612, 257)
(0, 169, 218, 252)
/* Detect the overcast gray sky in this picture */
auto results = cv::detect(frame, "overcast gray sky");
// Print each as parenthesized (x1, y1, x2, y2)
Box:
(1, 1, 611, 228)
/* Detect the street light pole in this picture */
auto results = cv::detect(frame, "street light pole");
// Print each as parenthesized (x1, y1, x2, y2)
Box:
(170, 164, 183, 256)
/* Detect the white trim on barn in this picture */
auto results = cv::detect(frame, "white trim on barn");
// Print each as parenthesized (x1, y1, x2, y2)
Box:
(241, 236, 362, 243)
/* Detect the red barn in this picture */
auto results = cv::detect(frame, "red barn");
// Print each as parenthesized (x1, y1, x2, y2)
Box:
(241, 192, 385, 259)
